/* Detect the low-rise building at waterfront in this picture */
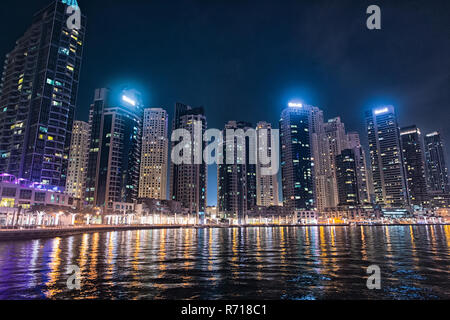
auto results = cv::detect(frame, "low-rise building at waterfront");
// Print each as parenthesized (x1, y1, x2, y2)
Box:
(0, 174, 74, 210)
(0, 173, 76, 227)
(109, 202, 135, 215)
(323, 206, 376, 221)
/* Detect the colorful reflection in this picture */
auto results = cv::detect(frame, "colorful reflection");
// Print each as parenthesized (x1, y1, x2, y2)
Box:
(0, 226, 448, 300)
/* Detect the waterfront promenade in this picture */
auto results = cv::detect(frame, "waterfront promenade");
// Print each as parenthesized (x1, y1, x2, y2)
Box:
(0, 224, 194, 241)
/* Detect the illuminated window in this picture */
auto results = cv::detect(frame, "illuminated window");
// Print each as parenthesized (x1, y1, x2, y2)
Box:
(58, 47, 70, 56)
(0, 198, 15, 208)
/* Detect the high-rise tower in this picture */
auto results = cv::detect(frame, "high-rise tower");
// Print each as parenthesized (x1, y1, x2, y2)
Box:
(138, 108, 168, 200)
(217, 121, 257, 223)
(346, 132, 370, 205)
(85, 88, 143, 212)
(280, 103, 321, 212)
(400, 126, 428, 206)
(256, 121, 279, 207)
(0, 1, 86, 188)
(424, 131, 449, 194)
(321, 117, 348, 208)
(66, 120, 90, 199)
(365, 106, 408, 207)
(170, 103, 207, 216)
(335, 149, 359, 206)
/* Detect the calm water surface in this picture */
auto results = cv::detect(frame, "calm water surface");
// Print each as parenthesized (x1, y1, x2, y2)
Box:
(0, 225, 449, 299)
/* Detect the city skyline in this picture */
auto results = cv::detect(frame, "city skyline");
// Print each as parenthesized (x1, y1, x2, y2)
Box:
(1, 0, 449, 207)
(0, 0, 448, 211)
(66, 98, 450, 210)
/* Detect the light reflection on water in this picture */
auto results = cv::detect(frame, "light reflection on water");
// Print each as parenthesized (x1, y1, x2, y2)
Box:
(0, 225, 448, 300)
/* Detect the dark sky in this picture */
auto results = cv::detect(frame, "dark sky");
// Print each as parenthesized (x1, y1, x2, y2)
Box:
(1, 0, 449, 205)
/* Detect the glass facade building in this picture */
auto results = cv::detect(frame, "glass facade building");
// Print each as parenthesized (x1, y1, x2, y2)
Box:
(217, 121, 257, 223)
(400, 126, 428, 206)
(85, 88, 142, 212)
(335, 148, 359, 206)
(0, 1, 86, 188)
(366, 106, 408, 207)
(424, 132, 449, 194)
(280, 104, 320, 212)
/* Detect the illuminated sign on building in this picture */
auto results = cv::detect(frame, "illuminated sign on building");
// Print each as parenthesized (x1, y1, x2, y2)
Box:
(288, 102, 303, 108)
(400, 129, 420, 136)
(122, 95, 136, 106)
(426, 131, 439, 137)
(374, 107, 389, 115)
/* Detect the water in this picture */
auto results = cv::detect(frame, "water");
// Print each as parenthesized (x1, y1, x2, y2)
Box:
(0, 225, 449, 300)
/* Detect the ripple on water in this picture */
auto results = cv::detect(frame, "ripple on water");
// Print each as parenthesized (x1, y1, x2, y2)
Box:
(0, 225, 448, 299)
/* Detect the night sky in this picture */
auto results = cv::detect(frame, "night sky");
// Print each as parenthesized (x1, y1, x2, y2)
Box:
(1, 0, 449, 205)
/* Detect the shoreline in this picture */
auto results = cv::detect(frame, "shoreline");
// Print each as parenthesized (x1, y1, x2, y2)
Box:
(0, 223, 448, 241)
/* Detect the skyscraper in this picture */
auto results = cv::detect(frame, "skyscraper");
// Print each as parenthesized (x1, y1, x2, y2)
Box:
(256, 121, 279, 207)
(85, 88, 108, 206)
(321, 117, 348, 208)
(310, 115, 352, 211)
(0, 1, 86, 188)
(311, 117, 331, 212)
(346, 132, 370, 205)
(280, 103, 320, 212)
(85, 88, 143, 212)
(366, 106, 408, 207)
(217, 121, 257, 223)
(424, 131, 449, 194)
(65, 120, 90, 199)
(400, 126, 428, 206)
(335, 149, 359, 206)
(138, 108, 168, 200)
(324, 117, 348, 156)
(170, 103, 207, 216)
